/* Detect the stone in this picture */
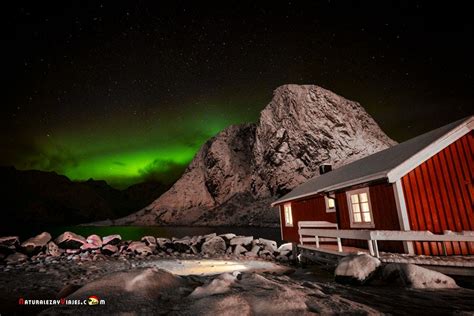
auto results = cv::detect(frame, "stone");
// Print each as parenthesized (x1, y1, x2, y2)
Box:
(229, 236, 253, 246)
(156, 238, 171, 250)
(335, 253, 381, 285)
(86, 234, 103, 248)
(233, 245, 247, 255)
(173, 239, 191, 252)
(382, 263, 458, 289)
(81, 243, 99, 251)
(102, 234, 122, 246)
(127, 241, 153, 256)
(6, 252, 28, 264)
(258, 238, 277, 252)
(46, 241, 61, 257)
(55, 232, 86, 249)
(112, 85, 395, 227)
(21, 232, 52, 255)
(277, 243, 292, 253)
(218, 233, 236, 242)
(102, 244, 118, 255)
(141, 236, 157, 247)
(0, 236, 20, 254)
(201, 236, 226, 255)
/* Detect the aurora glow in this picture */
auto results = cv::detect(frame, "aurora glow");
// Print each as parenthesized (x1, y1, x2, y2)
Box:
(3, 2, 473, 189)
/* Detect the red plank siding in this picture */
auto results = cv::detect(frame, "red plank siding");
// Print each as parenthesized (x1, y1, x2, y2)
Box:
(401, 131, 474, 255)
(336, 182, 404, 253)
(280, 195, 337, 243)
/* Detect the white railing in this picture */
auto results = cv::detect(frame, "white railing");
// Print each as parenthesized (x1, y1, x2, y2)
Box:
(298, 228, 474, 258)
(298, 221, 339, 247)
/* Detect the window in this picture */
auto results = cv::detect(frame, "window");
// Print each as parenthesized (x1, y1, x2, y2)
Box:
(284, 203, 293, 226)
(346, 188, 374, 228)
(325, 195, 336, 213)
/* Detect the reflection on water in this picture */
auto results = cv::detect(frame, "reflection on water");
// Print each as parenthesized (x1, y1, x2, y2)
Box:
(140, 259, 285, 276)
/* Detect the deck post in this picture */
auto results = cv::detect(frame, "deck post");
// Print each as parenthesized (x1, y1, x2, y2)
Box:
(337, 237, 342, 252)
(367, 239, 374, 256)
(315, 235, 320, 248)
(373, 240, 380, 258)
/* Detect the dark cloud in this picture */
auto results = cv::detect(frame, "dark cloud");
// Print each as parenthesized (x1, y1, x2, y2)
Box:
(138, 159, 187, 185)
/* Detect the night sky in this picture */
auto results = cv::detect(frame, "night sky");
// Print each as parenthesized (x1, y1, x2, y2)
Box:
(3, 1, 473, 188)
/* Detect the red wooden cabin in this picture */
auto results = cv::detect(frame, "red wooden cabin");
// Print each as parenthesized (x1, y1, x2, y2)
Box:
(272, 116, 474, 256)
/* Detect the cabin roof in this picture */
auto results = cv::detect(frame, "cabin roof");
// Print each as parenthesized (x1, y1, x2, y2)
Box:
(272, 115, 473, 206)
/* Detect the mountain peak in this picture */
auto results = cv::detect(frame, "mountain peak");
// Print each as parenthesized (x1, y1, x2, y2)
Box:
(114, 85, 396, 226)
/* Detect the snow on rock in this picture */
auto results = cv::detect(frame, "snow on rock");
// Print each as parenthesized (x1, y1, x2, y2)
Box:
(0, 236, 19, 254)
(112, 84, 395, 227)
(233, 245, 247, 255)
(382, 263, 458, 289)
(257, 238, 278, 252)
(102, 244, 118, 255)
(55, 232, 86, 249)
(102, 234, 122, 246)
(335, 253, 381, 285)
(21, 232, 51, 255)
(126, 242, 153, 256)
(277, 243, 293, 252)
(201, 236, 226, 255)
(86, 234, 102, 248)
(189, 272, 240, 298)
(229, 236, 253, 246)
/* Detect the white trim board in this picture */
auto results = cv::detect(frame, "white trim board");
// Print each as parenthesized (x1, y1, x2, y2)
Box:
(387, 118, 473, 182)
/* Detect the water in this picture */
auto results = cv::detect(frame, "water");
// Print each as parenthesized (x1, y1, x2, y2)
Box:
(45, 226, 282, 243)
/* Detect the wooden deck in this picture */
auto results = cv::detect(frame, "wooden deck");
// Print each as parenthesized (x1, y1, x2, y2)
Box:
(298, 244, 474, 276)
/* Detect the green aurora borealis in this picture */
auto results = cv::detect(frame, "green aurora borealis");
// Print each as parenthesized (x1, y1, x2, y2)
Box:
(12, 98, 263, 188)
(4, 2, 473, 189)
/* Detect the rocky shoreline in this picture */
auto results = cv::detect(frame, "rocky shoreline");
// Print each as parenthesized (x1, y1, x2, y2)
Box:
(1, 232, 474, 315)
(0, 231, 293, 266)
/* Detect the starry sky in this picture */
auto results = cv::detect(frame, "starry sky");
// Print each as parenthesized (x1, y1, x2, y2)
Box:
(2, 1, 473, 188)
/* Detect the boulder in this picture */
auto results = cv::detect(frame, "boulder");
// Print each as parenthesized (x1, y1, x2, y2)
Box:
(6, 252, 28, 264)
(382, 263, 458, 289)
(81, 243, 100, 251)
(258, 238, 278, 252)
(335, 253, 381, 285)
(46, 241, 61, 257)
(55, 232, 86, 249)
(102, 244, 118, 255)
(173, 238, 192, 252)
(201, 236, 226, 255)
(0, 236, 20, 254)
(230, 236, 253, 246)
(86, 234, 103, 248)
(127, 241, 153, 256)
(21, 232, 52, 255)
(141, 236, 157, 247)
(277, 243, 292, 253)
(103, 234, 122, 246)
(218, 233, 236, 244)
(156, 238, 172, 250)
(233, 244, 247, 255)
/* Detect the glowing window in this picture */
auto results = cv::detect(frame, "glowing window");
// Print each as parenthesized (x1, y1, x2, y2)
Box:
(325, 196, 336, 213)
(346, 188, 374, 227)
(284, 203, 293, 226)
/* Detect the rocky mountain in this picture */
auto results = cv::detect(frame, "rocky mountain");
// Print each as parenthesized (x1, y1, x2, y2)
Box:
(113, 84, 397, 227)
(0, 166, 170, 235)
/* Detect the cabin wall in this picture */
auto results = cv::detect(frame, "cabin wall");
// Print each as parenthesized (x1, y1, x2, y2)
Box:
(336, 182, 404, 253)
(401, 131, 474, 256)
(280, 195, 337, 243)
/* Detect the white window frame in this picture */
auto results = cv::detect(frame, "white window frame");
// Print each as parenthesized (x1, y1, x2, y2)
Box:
(283, 203, 293, 227)
(325, 195, 336, 213)
(346, 187, 375, 228)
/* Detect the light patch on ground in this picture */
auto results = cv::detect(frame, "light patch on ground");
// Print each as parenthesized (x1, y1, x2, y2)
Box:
(140, 259, 288, 276)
